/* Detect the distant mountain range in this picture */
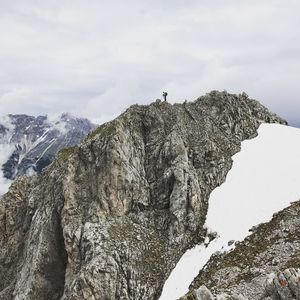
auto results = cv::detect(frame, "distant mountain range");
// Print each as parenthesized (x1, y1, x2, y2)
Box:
(0, 113, 95, 194)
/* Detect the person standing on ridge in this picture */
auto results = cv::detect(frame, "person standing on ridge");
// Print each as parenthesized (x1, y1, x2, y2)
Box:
(162, 91, 168, 101)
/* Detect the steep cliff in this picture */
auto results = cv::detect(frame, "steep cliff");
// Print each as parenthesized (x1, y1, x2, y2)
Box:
(0, 91, 286, 300)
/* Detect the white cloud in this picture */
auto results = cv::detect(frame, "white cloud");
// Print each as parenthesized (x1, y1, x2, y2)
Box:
(0, 116, 15, 195)
(0, 0, 299, 125)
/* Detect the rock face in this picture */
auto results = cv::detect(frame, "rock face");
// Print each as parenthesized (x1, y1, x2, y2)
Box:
(0, 92, 286, 300)
(0, 113, 95, 181)
(184, 198, 300, 300)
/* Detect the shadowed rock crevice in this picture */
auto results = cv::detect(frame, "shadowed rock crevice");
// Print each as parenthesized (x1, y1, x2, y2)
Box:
(52, 209, 68, 299)
(12, 177, 68, 300)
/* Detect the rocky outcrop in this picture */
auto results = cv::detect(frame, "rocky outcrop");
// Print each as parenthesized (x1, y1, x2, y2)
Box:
(183, 285, 248, 300)
(0, 91, 286, 299)
(265, 268, 300, 299)
(183, 268, 300, 300)
(184, 198, 300, 300)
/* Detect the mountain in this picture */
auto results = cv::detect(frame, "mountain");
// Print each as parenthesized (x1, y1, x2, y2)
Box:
(0, 91, 287, 299)
(163, 124, 300, 299)
(0, 113, 95, 194)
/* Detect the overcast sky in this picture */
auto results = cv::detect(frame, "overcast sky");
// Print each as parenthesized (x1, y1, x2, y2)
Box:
(0, 0, 299, 126)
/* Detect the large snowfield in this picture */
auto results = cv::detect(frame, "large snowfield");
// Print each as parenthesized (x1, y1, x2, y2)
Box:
(160, 123, 300, 300)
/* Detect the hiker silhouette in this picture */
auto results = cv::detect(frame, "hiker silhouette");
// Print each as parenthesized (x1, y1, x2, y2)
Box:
(162, 91, 168, 101)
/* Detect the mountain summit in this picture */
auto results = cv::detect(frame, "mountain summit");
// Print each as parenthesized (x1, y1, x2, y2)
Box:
(0, 91, 286, 299)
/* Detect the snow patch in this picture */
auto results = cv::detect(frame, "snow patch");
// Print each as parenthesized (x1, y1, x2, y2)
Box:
(160, 124, 300, 299)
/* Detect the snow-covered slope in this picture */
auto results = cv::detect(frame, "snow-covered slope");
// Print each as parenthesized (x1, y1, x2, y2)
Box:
(0, 113, 95, 195)
(160, 123, 300, 300)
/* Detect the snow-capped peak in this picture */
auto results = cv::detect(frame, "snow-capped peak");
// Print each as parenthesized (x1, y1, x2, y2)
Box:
(0, 113, 95, 195)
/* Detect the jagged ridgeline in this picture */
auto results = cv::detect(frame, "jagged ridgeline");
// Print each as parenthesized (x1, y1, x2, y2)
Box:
(0, 91, 286, 300)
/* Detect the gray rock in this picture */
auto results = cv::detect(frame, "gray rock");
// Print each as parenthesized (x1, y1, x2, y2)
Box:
(228, 240, 235, 246)
(0, 91, 286, 299)
(265, 268, 300, 299)
(193, 285, 215, 299)
(184, 286, 248, 300)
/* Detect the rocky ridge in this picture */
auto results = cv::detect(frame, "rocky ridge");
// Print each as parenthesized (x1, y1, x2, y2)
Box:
(0, 91, 286, 299)
(183, 198, 300, 300)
